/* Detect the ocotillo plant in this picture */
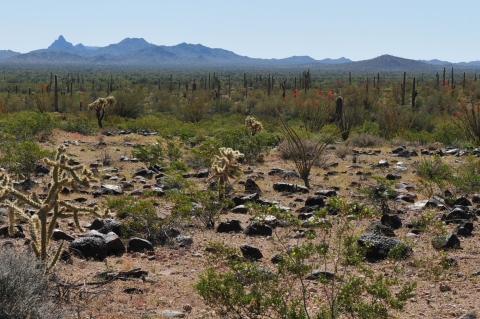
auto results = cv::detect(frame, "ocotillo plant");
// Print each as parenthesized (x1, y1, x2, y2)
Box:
(400, 72, 406, 106)
(89, 96, 116, 128)
(0, 145, 104, 265)
(245, 116, 263, 136)
(411, 77, 418, 110)
(207, 148, 244, 199)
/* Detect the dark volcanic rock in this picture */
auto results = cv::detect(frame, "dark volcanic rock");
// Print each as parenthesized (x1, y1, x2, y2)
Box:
(52, 229, 75, 241)
(273, 183, 309, 194)
(69, 237, 107, 261)
(432, 233, 461, 250)
(314, 190, 337, 197)
(240, 244, 263, 260)
(305, 195, 325, 207)
(357, 231, 409, 261)
(366, 222, 395, 237)
(381, 214, 402, 229)
(244, 222, 273, 236)
(217, 220, 243, 233)
(127, 238, 154, 252)
(104, 232, 126, 256)
(245, 178, 261, 193)
(454, 222, 474, 237)
(98, 219, 122, 236)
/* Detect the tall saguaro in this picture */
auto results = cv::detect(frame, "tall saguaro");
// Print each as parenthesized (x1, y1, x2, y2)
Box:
(54, 74, 58, 112)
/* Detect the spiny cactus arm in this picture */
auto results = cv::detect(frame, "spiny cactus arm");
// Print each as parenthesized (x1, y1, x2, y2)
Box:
(29, 215, 40, 250)
(31, 240, 41, 259)
(73, 209, 83, 232)
(47, 242, 64, 272)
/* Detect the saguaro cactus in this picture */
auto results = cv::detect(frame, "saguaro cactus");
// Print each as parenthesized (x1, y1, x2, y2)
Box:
(400, 71, 406, 106)
(0, 145, 104, 264)
(443, 67, 446, 86)
(54, 74, 58, 112)
(411, 77, 418, 110)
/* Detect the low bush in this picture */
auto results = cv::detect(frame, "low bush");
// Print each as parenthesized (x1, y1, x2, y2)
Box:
(0, 250, 62, 319)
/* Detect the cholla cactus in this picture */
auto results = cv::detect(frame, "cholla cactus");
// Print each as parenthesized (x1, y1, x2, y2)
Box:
(207, 148, 244, 198)
(89, 96, 116, 128)
(0, 145, 105, 266)
(245, 116, 263, 136)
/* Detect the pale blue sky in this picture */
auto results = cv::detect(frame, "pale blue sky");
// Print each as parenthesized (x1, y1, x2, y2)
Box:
(1, 0, 478, 62)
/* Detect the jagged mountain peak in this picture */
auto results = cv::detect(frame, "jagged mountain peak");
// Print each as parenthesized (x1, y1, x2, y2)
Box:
(48, 35, 73, 50)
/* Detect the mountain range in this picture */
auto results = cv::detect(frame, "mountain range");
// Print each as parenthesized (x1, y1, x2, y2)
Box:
(1, 35, 479, 70)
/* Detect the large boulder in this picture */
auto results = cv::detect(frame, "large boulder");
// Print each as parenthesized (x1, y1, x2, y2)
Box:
(240, 244, 263, 260)
(244, 222, 273, 237)
(127, 238, 154, 253)
(357, 232, 409, 261)
(104, 232, 125, 256)
(217, 220, 243, 233)
(98, 219, 122, 236)
(69, 237, 107, 261)
(432, 233, 461, 250)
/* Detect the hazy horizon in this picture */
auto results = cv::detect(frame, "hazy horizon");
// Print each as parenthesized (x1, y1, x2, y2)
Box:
(2, 0, 479, 63)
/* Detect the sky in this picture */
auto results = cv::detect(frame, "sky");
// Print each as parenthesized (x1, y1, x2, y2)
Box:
(1, 0, 479, 62)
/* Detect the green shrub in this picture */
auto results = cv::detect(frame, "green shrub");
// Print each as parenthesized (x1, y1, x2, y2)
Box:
(107, 195, 162, 242)
(0, 110, 53, 140)
(0, 140, 52, 178)
(216, 127, 277, 164)
(131, 141, 163, 166)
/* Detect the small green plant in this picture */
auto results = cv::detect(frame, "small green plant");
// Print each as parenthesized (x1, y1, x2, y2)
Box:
(0, 140, 52, 179)
(107, 194, 161, 241)
(131, 140, 163, 167)
(415, 154, 452, 197)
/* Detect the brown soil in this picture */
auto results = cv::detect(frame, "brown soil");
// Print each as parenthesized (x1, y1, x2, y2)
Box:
(4, 129, 480, 319)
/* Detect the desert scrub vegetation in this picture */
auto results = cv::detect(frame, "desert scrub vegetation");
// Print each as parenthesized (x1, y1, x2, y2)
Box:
(0, 249, 62, 319)
(195, 199, 415, 319)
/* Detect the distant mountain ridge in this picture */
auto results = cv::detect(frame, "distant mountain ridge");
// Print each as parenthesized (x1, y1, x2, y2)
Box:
(1, 36, 478, 69)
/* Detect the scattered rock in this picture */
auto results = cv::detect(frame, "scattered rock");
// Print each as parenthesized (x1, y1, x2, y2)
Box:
(240, 244, 263, 260)
(244, 222, 273, 236)
(52, 229, 75, 241)
(175, 235, 193, 247)
(127, 238, 154, 253)
(381, 214, 402, 229)
(273, 183, 309, 193)
(69, 237, 107, 261)
(104, 232, 125, 256)
(217, 220, 243, 233)
(314, 190, 337, 197)
(357, 231, 410, 261)
(305, 195, 325, 207)
(432, 233, 461, 250)
(231, 205, 249, 214)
